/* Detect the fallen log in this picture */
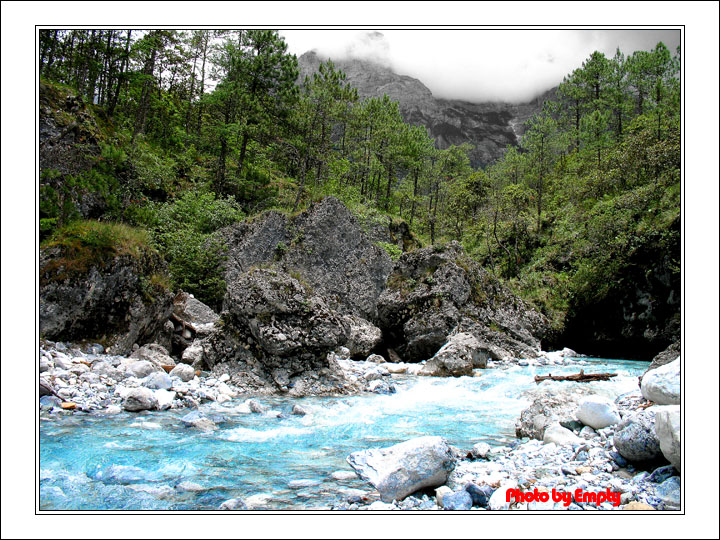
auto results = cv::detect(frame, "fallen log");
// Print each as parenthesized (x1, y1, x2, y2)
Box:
(534, 369, 617, 384)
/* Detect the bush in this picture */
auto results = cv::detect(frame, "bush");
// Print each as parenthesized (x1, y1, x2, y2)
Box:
(152, 190, 244, 309)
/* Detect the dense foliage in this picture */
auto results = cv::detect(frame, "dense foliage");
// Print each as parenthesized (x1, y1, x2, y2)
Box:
(39, 30, 680, 342)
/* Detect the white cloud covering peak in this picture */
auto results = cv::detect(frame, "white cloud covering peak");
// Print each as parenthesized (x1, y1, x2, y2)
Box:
(280, 29, 680, 103)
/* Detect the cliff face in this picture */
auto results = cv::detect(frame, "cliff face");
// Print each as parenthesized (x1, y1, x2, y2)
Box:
(298, 51, 554, 167)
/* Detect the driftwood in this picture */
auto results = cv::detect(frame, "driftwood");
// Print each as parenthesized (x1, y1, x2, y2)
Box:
(534, 369, 617, 384)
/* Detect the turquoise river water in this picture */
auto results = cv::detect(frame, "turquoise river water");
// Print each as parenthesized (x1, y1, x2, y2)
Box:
(39, 358, 647, 510)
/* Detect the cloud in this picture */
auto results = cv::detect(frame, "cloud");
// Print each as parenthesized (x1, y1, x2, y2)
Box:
(281, 29, 680, 104)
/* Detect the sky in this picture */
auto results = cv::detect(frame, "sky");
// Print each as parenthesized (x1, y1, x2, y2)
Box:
(279, 29, 680, 103)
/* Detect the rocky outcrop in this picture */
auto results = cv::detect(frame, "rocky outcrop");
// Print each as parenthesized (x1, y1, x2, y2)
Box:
(197, 268, 359, 396)
(218, 197, 393, 322)
(40, 247, 173, 355)
(378, 242, 547, 363)
(559, 218, 680, 360)
(347, 436, 456, 502)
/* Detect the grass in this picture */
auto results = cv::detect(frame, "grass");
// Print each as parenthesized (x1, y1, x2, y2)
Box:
(41, 220, 156, 282)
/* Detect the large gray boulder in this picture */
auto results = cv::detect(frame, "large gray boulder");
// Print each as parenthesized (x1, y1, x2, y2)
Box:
(641, 357, 680, 405)
(419, 332, 485, 377)
(200, 268, 358, 396)
(654, 405, 681, 471)
(377, 242, 546, 362)
(218, 197, 393, 320)
(613, 409, 662, 462)
(347, 436, 456, 502)
(40, 243, 173, 355)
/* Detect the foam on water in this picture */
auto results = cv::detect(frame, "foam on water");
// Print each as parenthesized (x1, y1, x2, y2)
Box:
(40, 357, 648, 510)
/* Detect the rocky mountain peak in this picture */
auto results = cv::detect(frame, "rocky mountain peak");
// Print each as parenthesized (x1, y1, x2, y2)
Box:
(298, 51, 556, 167)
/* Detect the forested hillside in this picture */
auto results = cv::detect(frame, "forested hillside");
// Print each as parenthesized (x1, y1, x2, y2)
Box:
(38, 29, 680, 359)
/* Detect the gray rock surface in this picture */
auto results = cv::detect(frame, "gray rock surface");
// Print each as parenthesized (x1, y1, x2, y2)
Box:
(613, 410, 662, 462)
(218, 197, 393, 321)
(130, 343, 175, 368)
(377, 242, 546, 362)
(169, 363, 196, 382)
(419, 332, 485, 377)
(516, 387, 592, 440)
(40, 247, 173, 355)
(200, 268, 359, 396)
(122, 388, 158, 412)
(543, 422, 583, 446)
(347, 436, 456, 502)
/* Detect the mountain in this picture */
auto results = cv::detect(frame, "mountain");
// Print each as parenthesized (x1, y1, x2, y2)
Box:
(298, 51, 556, 168)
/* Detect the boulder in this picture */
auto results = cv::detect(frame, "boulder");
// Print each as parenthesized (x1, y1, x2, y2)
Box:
(142, 371, 173, 390)
(654, 405, 681, 471)
(419, 333, 484, 377)
(343, 315, 383, 357)
(613, 410, 662, 462)
(219, 197, 393, 320)
(464, 482, 492, 507)
(346, 436, 456, 502)
(181, 411, 218, 432)
(181, 340, 205, 368)
(516, 387, 592, 440)
(130, 343, 175, 369)
(200, 268, 357, 396)
(173, 291, 219, 327)
(441, 490, 473, 510)
(377, 242, 547, 363)
(470, 442, 491, 460)
(124, 360, 161, 379)
(170, 363, 196, 382)
(219, 498, 247, 510)
(543, 423, 583, 446)
(641, 340, 680, 383)
(154, 389, 176, 411)
(122, 388, 158, 412)
(40, 241, 173, 355)
(576, 396, 621, 429)
(641, 357, 680, 405)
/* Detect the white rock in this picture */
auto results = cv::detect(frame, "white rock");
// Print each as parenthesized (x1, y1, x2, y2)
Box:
(488, 481, 518, 510)
(367, 501, 397, 511)
(435, 485, 453, 506)
(654, 405, 681, 471)
(331, 470, 358, 481)
(170, 363, 196, 383)
(576, 396, 621, 429)
(641, 357, 680, 405)
(543, 423, 583, 446)
(154, 389, 176, 410)
(347, 436, 455, 503)
(122, 388, 158, 411)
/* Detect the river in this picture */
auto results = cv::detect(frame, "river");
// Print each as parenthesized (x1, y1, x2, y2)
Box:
(39, 357, 647, 510)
